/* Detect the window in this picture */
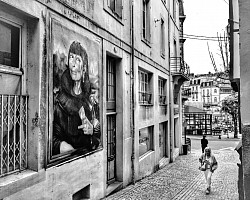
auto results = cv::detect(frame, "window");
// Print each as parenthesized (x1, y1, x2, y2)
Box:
(142, 0, 151, 43)
(158, 78, 166, 105)
(159, 122, 167, 159)
(139, 69, 152, 104)
(214, 89, 217, 93)
(0, 18, 28, 177)
(160, 18, 165, 56)
(207, 89, 209, 95)
(173, 0, 176, 21)
(214, 97, 217, 103)
(107, 0, 123, 18)
(106, 56, 117, 184)
(139, 126, 153, 157)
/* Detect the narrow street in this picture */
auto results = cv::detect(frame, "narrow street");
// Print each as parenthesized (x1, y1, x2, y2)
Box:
(104, 135, 240, 200)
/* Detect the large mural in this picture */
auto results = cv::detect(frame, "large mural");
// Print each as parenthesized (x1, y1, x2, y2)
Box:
(51, 20, 101, 157)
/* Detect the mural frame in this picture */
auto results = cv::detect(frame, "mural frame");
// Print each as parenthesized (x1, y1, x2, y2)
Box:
(46, 13, 103, 165)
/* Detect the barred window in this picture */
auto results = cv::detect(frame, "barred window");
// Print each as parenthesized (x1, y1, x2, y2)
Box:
(0, 18, 28, 177)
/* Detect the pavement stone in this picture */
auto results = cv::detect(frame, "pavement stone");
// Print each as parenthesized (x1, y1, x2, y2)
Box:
(104, 149, 239, 200)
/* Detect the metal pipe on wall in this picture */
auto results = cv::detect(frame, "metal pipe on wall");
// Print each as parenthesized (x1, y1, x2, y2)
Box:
(130, 0, 135, 184)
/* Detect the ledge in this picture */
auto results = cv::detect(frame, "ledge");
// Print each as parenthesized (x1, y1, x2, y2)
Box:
(0, 169, 45, 199)
(106, 181, 123, 196)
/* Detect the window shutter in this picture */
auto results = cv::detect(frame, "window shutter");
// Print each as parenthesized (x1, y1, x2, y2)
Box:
(115, 0, 123, 18)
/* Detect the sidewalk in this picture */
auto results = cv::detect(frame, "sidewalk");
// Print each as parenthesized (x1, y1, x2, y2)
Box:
(104, 149, 239, 200)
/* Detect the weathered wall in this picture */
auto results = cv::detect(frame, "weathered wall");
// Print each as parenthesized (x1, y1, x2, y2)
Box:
(0, 0, 185, 199)
(5, 151, 104, 200)
(239, 0, 250, 199)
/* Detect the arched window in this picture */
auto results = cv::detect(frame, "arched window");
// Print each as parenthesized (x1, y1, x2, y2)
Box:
(214, 97, 217, 102)
(214, 89, 217, 93)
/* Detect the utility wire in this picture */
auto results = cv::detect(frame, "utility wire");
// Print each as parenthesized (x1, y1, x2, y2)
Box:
(222, 0, 229, 5)
(183, 36, 227, 42)
(184, 33, 228, 39)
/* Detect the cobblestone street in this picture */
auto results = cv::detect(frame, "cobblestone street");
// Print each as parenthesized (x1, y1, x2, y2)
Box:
(104, 141, 240, 200)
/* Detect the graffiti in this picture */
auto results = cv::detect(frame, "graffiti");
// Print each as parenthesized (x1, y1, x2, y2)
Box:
(51, 20, 101, 157)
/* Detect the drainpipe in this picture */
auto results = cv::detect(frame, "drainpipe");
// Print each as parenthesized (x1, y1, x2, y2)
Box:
(130, 0, 135, 184)
(168, 13, 174, 163)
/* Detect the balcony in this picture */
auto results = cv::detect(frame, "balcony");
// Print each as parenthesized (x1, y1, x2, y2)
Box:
(170, 57, 190, 77)
(139, 92, 152, 105)
(181, 88, 191, 101)
(159, 95, 166, 105)
(171, 57, 190, 101)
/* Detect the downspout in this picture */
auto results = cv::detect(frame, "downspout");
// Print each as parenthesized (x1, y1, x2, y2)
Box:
(130, 0, 135, 184)
(168, 13, 173, 163)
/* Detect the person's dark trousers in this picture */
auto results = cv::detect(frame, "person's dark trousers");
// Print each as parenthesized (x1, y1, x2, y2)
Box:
(202, 146, 206, 153)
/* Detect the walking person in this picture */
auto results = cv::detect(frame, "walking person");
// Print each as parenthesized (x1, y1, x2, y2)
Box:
(199, 147, 218, 194)
(201, 135, 208, 153)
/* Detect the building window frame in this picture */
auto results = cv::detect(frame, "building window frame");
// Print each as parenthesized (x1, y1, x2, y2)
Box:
(104, 0, 123, 22)
(158, 77, 167, 105)
(139, 126, 154, 157)
(0, 15, 29, 178)
(160, 17, 165, 57)
(138, 69, 153, 105)
(142, 0, 151, 45)
(173, 0, 177, 21)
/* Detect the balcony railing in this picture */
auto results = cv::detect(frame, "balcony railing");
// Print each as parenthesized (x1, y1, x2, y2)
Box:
(0, 94, 28, 177)
(159, 95, 166, 105)
(170, 57, 190, 77)
(139, 92, 152, 105)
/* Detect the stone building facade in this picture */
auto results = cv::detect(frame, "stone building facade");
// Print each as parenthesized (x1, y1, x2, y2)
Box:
(0, 0, 188, 199)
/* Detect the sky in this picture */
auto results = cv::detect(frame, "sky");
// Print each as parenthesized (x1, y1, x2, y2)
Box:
(183, 0, 229, 75)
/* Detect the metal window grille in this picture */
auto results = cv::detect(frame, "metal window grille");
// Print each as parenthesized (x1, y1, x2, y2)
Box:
(106, 56, 116, 184)
(107, 114, 116, 184)
(0, 95, 28, 177)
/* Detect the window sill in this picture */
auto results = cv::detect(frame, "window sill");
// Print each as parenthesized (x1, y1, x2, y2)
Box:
(139, 150, 154, 161)
(0, 169, 45, 199)
(141, 38, 151, 48)
(139, 103, 154, 106)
